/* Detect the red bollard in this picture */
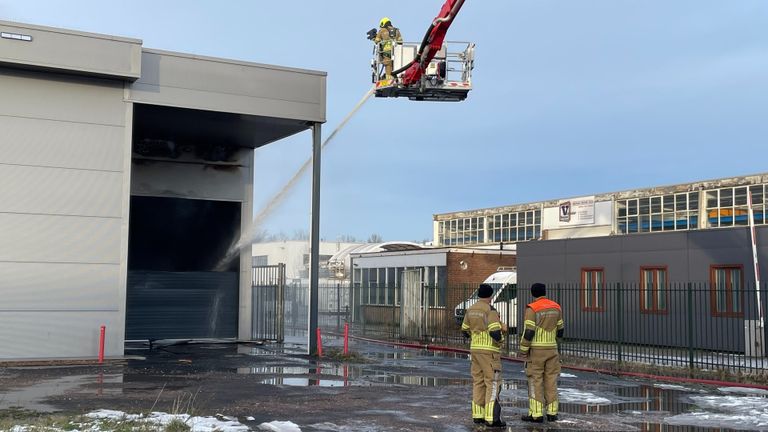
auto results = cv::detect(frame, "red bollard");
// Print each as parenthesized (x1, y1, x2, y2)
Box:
(98, 325, 106, 364)
(343, 323, 349, 355)
(316, 327, 323, 358)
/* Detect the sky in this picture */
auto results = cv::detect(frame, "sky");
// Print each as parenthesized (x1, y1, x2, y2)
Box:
(3, 1, 768, 243)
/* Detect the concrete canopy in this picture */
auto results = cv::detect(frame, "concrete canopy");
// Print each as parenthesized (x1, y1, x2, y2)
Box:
(133, 104, 313, 151)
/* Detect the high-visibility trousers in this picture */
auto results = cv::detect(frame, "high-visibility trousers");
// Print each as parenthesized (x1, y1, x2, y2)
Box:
(379, 52, 393, 79)
(470, 350, 502, 423)
(525, 348, 560, 417)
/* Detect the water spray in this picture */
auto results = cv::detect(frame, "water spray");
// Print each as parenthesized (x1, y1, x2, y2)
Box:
(214, 86, 375, 270)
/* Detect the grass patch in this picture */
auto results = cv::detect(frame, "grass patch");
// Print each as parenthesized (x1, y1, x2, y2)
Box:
(169, 389, 201, 417)
(93, 418, 156, 432)
(0, 408, 84, 432)
(320, 348, 370, 363)
(163, 418, 191, 432)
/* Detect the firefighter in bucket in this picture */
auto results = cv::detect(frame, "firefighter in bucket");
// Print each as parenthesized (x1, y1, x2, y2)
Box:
(373, 17, 402, 80)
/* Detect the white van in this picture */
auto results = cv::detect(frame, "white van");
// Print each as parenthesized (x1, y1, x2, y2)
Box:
(454, 270, 518, 333)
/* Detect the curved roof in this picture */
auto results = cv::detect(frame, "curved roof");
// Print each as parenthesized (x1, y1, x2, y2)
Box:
(327, 241, 425, 277)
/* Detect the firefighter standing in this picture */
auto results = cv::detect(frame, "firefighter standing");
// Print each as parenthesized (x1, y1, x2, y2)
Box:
(374, 17, 403, 79)
(461, 284, 507, 428)
(519, 282, 564, 423)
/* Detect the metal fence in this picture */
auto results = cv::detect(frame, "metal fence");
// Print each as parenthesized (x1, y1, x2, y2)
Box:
(252, 272, 351, 343)
(343, 282, 768, 375)
(283, 281, 351, 339)
(252, 264, 285, 341)
(256, 273, 768, 375)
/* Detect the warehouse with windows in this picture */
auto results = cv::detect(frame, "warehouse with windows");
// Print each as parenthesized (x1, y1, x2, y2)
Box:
(434, 172, 768, 247)
(0, 21, 326, 359)
(434, 173, 768, 355)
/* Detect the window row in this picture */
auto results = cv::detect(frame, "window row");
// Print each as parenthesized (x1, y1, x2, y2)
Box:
(705, 185, 767, 228)
(438, 217, 485, 246)
(488, 210, 541, 243)
(616, 184, 768, 234)
(580, 265, 745, 317)
(438, 209, 542, 246)
(616, 192, 699, 234)
(352, 266, 446, 306)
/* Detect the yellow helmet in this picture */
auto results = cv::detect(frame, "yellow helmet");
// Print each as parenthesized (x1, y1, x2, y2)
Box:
(379, 17, 391, 28)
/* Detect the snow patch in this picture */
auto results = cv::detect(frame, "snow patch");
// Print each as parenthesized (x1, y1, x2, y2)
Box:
(653, 384, 690, 391)
(665, 394, 768, 430)
(691, 395, 768, 410)
(559, 388, 612, 405)
(258, 420, 302, 432)
(86, 410, 249, 432)
(86, 409, 143, 421)
(666, 411, 768, 430)
(718, 387, 768, 395)
(559, 373, 577, 378)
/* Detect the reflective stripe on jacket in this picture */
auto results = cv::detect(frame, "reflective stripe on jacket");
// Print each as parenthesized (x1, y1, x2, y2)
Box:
(520, 297, 564, 352)
(375, 26, 402, 53)
(461, 301, 503, 353)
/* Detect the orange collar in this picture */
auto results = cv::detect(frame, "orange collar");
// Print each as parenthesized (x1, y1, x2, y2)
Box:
(528, 297, 561, 312)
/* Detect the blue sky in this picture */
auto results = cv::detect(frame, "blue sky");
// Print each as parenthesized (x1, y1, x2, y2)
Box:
(4, 1, 767, 243)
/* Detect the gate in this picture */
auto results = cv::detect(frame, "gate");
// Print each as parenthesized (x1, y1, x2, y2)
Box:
(252, 264, 285, 341)
(320, 282, 351, 332)
(400, 269, 422, 338)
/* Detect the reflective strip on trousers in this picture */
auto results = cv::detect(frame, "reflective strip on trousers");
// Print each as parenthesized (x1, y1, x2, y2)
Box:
(547, 400, 559, 415)
(472, 401, 485, 419)
(484, 370, 501, 422)
(529, 398, 544, 418)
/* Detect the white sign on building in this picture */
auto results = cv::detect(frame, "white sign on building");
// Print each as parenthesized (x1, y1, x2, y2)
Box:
(558, 196, 595, 226)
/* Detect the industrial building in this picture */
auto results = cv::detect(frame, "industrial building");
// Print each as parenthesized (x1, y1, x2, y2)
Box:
(0, 21, 326, 359)
(434, 173, 768, 355)
(349, 246, 515, 336)
(433, 172, 768, 247)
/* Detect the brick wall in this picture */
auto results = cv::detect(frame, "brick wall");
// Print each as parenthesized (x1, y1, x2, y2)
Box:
(446, 251, 516, 309)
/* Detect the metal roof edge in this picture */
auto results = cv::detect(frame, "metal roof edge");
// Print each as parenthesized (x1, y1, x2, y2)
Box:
(142, 48, 327, 77)
(0, 19, 142, 44)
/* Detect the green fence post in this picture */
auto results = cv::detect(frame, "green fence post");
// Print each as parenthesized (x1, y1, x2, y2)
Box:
(362, 283, 367, 336)
(616, 282, 623, 364)
(336, 283, 341, 332)
(556, 282, 561, 356)
(392, 288, 396, 340)
(505, 294, 510, 354)
(687, 282, 694, 370)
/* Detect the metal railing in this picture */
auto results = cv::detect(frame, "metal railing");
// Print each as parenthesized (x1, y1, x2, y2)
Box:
(338, 282, 768, 375)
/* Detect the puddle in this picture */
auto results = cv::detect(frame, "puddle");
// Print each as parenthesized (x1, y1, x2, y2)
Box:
(260, 377, 347, 387)
(236, 362, 474, 388)
(236, 364, 357, 387)
(363, 350, 468, 361)
(363, 374, 472, 386)
(237, 344, 306, 356)
(0, 374, 123, 412)
(237, 366, 314, 375)
(500, 381, 709, 427)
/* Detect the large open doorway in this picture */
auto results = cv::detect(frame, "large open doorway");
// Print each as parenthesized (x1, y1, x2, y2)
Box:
(125, 194, 241, 340)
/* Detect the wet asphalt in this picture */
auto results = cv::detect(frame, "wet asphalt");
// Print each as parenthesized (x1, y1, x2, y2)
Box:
(0, 336, 761, 431)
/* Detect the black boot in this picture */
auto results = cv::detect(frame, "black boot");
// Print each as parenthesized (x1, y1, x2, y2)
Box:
(473, 418, 485, 424)
(521, 414, 544, 423)
(485, 419, 507, 428)
(485, 397, 506, 427)
(547, 414, 558, 421)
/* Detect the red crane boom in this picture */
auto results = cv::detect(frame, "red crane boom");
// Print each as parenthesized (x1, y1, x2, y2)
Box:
(399, 0, 466, 86)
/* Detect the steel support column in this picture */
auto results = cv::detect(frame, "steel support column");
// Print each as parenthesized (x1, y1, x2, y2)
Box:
(308, 123, 322, 355)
